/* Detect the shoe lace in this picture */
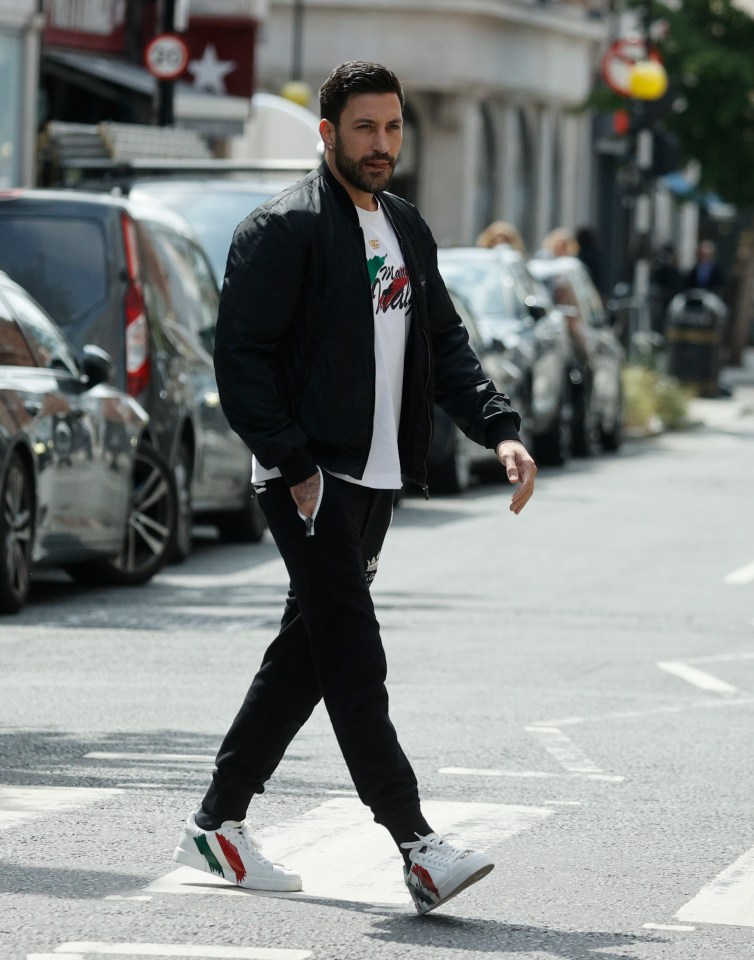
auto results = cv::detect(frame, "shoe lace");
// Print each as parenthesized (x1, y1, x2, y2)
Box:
(225, 822, 270, 862)
(401, 832, 465, 865)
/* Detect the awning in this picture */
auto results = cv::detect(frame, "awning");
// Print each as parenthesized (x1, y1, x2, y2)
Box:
(44, 47, 250, 137)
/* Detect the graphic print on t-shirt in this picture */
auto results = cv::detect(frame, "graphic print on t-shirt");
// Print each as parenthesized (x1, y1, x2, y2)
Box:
(376, 264, 411, 313)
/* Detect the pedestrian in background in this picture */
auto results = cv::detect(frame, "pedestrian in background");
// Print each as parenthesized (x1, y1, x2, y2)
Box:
(476, 220, 528, 255)
(173, 60, 537, 916)
(650, 242, 684, 334)
(685, 240, 726, 298)
(537, 226, 579, 259)
(575, 225, 605, 296)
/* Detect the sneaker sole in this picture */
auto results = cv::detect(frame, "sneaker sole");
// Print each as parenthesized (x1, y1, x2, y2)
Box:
(415, 862, 495, 916)
(173, 842, 303, 892)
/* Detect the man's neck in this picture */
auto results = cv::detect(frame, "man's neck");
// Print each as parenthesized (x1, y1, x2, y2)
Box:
(326, 154, 377, 211)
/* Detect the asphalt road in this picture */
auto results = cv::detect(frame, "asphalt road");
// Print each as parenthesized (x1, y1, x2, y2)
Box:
(1, 385, 753, 960)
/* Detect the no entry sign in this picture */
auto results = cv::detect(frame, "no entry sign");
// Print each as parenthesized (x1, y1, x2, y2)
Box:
(600, 37, 662, 97)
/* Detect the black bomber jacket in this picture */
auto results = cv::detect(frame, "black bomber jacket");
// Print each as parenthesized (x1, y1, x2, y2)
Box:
(213, 160, 521, 491)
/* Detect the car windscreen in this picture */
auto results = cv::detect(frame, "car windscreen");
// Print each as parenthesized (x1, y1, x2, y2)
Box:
(438, 257, 518, 319)
(0, 215, 108, 332)
(130, 186, 274, 284)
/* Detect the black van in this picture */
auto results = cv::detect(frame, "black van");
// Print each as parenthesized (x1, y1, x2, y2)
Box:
(0, 190, 265, 558)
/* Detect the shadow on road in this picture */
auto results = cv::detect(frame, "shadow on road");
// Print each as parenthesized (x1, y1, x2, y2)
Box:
(366, 913, 665, 958)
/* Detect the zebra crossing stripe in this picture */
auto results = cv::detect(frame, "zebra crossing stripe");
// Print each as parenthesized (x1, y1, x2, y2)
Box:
(0, 786, 122, 830)
(676, 845, 754, 928)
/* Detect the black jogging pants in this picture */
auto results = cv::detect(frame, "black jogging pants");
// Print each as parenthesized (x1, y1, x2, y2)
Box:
(201, 471, 421, 828)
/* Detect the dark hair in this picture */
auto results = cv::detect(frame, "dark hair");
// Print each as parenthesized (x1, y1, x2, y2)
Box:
(319, 61, 405, 125)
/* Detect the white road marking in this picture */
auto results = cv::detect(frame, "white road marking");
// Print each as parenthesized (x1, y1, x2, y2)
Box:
(676, 845, 754, 928)
(0, 786, 122, 829)
(439, 766, 623, 783)
(29, 945, 311, 959)
(724, 560, 754, 585)
(85, 752, 213, 763)
(656, 661, 743, 697)
(642, 923, 696, 931)
(524, 726, 625, 781)
(146, 797, 553, 906)
(533, 695, 754, 730)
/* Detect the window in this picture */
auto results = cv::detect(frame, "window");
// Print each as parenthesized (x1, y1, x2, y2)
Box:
(2, 285, 79, 376)
(143, 221, 218, 352)
(0, 215, 108, 330)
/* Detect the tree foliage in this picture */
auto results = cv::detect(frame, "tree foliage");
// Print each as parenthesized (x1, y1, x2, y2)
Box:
(651, 0, 754, 205)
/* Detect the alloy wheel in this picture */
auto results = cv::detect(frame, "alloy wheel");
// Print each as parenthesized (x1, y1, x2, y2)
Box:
(1, 457, 33, 613)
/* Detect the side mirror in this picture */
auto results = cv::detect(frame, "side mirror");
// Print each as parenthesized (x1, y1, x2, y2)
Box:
(489, 337, 507, 354)
(525, 296, 547, 321)
(81, 344, 113, 388)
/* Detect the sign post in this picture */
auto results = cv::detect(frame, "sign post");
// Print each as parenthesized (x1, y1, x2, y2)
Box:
(144, 1, 189, 126)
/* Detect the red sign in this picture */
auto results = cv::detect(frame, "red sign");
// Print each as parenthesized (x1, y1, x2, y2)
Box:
(184, 17, 255, 99)
(145, 33, 190, 80)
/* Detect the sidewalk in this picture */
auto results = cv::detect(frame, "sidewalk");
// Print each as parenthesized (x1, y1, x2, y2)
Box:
(687, 347, 754, 430)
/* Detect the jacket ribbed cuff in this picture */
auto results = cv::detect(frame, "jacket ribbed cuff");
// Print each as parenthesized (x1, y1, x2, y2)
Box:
(485, 417, 522, 451)
(278, 447, 318, 487)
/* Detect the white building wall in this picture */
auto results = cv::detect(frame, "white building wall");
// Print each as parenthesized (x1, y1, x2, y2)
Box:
(0, 0, 42, 186)
(255, 0, 607, 245)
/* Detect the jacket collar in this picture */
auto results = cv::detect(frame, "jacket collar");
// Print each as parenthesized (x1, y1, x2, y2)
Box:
(319, 159, 394, 226)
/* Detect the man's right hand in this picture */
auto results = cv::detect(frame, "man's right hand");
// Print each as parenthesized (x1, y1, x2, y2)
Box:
(290, 471, 320, 517)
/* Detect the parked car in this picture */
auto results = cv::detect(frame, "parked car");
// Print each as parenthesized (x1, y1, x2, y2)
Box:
(438, 246, 575, 466)
(125, 178, 291, 285)
(528, 255, 625, 453)
(427, 289, 529, 493)
(0, 271, 176, 613)
(0, 190, 266, 559)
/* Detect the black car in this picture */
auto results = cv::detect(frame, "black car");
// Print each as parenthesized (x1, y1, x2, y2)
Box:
(0, 272, 176, 614)
(438, 246, 575, 466)
(528, 255, 625, 453)
(0, 190, 265, 559)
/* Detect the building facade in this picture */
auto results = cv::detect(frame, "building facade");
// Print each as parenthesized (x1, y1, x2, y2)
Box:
(0, 0, 43, 187)
(255, 0, 608, 249)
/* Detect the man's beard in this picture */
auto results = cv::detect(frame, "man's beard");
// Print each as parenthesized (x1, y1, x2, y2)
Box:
(334, 140, 396, 194)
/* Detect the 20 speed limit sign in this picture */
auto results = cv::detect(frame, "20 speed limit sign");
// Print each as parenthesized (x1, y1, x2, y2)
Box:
(144, 33, 190, 81)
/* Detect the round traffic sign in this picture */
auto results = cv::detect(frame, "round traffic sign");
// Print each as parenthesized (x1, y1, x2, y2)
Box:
(144, 33, 190, 81)
(600, 37, 663, 97)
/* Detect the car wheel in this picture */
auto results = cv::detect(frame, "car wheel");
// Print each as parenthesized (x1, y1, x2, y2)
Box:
(170, 443, 193, 564)
(534, 397, 572, 467)
(216, 491, 267, 543)
(600, 385, 624, 452)
(570, 384, 597, 458)
(0, 454, 34, 614)
(429, 428, 472, 494)
(66, 444, 176, 586)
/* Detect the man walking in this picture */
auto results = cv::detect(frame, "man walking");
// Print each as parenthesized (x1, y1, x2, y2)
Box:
(174, 61, 537, 915)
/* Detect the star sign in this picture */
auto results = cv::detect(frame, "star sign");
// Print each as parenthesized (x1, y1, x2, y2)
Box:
(188, 43, 236, 95)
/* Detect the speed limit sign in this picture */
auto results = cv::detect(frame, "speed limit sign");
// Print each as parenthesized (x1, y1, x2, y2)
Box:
(144, 33, 190, 81)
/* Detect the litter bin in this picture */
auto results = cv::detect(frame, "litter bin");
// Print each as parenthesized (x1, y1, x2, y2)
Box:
(665, 289, 727, 397)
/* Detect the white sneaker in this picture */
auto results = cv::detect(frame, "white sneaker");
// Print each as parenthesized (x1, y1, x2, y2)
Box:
(401, 832, 494, 915)
(174, 812, 302, 892)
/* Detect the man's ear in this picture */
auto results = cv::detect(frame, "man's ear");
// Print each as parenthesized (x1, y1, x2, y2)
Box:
(319, 118, 335, 146)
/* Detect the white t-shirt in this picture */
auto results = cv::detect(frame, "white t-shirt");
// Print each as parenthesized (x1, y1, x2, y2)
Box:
(253, 199, 411, 488)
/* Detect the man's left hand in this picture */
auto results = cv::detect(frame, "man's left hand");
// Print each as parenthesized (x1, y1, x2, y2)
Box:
(496, 440, 537, 514)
